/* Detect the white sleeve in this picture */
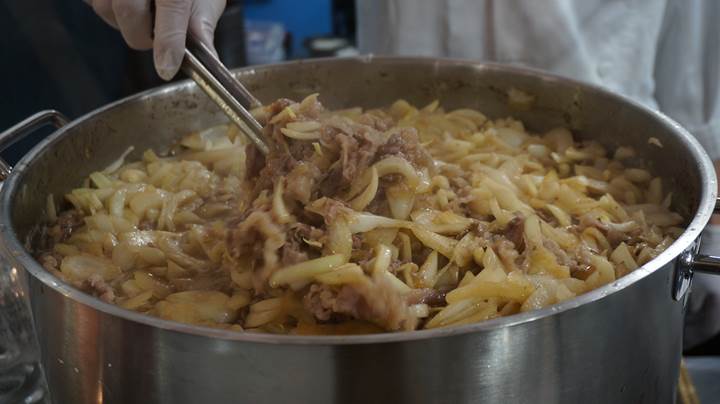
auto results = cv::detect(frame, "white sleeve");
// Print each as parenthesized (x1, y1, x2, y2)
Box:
(654, 0, 720, 160)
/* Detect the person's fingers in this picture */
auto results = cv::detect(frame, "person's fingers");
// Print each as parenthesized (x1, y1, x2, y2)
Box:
(188, 0, 226, 56)
(89, 0, 119, 29)
(112, 0, 153, 50)
(153, 0, 192, 80)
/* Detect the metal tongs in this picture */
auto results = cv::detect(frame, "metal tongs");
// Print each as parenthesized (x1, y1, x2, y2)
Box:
(182, 34, 269, 155)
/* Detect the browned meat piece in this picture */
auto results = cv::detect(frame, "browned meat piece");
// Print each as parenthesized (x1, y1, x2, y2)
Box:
(502, 215, 525, 252)
(541, 240, 596, 280)
(406, 287, 448, 306)
(412, 245, 434, 268)
(364, 187, 391, 217)
(285, 162, 322, 204)
(39, 252, 62, 277)
(320, 133, 358, 195)
(256, 97, 394, 200)
(376, 127, 434, 169)
(375, 129, 412, 157)
(83, 274, 116, 303)
(280, 223, 324, 266)
(571, 245, 598, 280)
(289, 222, 325, 243)
(57, 209, 85, 242)
(284, 132, 317, 163)
(253, 144, 296, 196)
(570, 264, 595, 280)
(280, 238, 308, 266)
(303, 284, 338, 321)
(303, 275, 418, 331)
(252, 97, 427, 207)
(536, 209, 555, 225)
(387, 259, 403, 274)
(352, 234, 362, 250)
(606, 228, 629, 248)
(318, 116, 389, 191)
(227, 210, 286, 291)
(319, 135, 367, 191)
(252, 99, 320, 195)
(245, 143, 265, 179)
(354, 112, 394, 132)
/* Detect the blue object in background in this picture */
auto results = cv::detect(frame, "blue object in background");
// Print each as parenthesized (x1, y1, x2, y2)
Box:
(243, 0, 332, 58)
(245, 20, 286, 65)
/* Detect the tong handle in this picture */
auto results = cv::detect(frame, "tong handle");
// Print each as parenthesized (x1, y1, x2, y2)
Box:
(185, 36, 261, 110)
(149, 1, 268, 154)
(181, 36, 269, 154)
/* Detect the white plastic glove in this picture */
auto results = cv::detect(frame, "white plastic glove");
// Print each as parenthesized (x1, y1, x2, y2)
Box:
(86, 0, 226, 80)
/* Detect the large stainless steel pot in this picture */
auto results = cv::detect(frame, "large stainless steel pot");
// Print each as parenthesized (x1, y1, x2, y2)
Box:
(1, 57, 719, 404)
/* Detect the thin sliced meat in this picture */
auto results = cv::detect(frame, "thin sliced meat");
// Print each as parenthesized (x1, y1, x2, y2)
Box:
(406, 287, 448, 306)
(280, 223, 324, 266)
(227, 210, 285, 291)
(318, 116, 391, 190)
(502, 215, 525, 252)
(285, 162, 322, 205)
(48, 210, 84, 242)
(83, 274, 116, 303)
(376, 127, 434, 169)
(303, 274, 418, 331)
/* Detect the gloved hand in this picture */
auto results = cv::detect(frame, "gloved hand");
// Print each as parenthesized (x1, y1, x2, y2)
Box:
(86, 0, 226, 80)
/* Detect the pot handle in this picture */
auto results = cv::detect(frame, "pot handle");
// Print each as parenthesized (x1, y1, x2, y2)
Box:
(674, 198, 720, 300)
(691, 198, 720, 274)
(0, 110, 69, 180)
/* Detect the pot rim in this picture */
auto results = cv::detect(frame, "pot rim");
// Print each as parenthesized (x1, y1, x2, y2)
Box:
(1, 55, 715, 345)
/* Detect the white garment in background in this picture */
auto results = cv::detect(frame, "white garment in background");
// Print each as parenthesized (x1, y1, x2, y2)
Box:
(358, 0, 720, 348)
(358, 0, 720, 159)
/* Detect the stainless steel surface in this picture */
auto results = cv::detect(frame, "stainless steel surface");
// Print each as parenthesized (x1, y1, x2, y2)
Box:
(676, 197, 720, 283)
(186, 35, 261, 110)
(0, 110, 66, 403)
(691, 255, 720, 274)
(0, 255, 47, 403)
(0, 110, 68, 180)
(673, 244, 698, 301)
(182, 35, 268, 154)
(0, 57, 717, 404)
